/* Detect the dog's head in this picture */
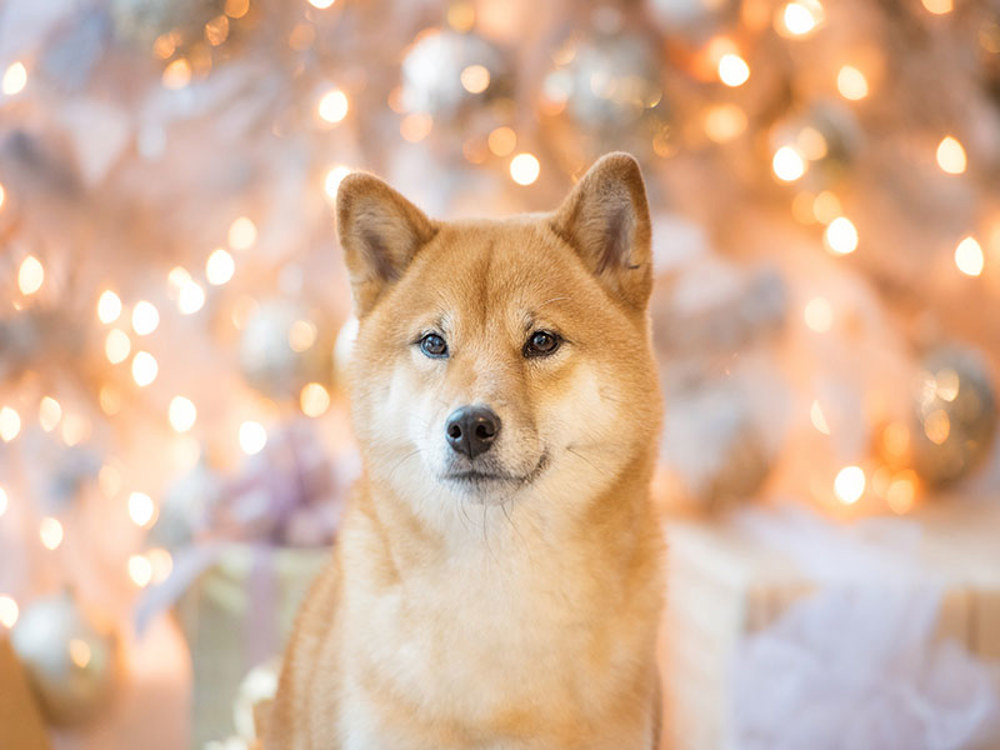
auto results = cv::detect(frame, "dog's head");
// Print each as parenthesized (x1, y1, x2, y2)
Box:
(339, 153, 661, 519)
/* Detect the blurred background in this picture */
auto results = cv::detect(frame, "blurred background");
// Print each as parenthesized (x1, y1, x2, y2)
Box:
(0, 0, 998, 748)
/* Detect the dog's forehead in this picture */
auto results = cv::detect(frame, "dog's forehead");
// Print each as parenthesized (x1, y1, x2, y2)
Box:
(423, 219, 576, 299)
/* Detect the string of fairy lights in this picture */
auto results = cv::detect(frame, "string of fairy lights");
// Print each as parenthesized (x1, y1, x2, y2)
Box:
(0, 0, 997, 640)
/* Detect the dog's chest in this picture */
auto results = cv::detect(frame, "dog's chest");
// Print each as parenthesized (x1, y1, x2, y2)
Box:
(344, 542, 614, 722)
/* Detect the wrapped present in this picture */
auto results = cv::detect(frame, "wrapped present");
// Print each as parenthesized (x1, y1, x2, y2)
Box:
(174, 545, 329, 749)
(661, 501, 1000, 750)
(135, 422, 354, 748)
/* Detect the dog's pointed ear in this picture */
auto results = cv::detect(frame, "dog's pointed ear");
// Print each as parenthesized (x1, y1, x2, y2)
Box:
(336, 173, 437, 316)
(551, 152, 653, 310)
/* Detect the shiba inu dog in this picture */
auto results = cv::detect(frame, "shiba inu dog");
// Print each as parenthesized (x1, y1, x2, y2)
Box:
(264, 153, 665, 749)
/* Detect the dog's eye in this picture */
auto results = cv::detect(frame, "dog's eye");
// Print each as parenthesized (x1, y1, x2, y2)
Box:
(524, 330, 560, 358)
(419, 333, 448, 358)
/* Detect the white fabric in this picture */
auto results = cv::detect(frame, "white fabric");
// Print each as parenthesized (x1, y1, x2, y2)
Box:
(729, 508, 1000, 750)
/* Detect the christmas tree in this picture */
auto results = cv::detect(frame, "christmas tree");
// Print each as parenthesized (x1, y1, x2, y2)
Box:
(0, 0, 997, 746)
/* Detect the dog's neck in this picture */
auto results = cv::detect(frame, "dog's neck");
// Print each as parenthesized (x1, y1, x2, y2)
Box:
(346, 454, 660, 588)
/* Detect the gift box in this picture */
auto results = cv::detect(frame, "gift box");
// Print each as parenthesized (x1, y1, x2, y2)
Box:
(661, 500, 1000, 750)
(135, 424, 353, 748)
(174, 544, 330, 749)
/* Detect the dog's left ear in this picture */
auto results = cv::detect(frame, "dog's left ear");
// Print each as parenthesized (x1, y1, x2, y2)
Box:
(337, 173, 437, 316)
(551, 152, 652, 310)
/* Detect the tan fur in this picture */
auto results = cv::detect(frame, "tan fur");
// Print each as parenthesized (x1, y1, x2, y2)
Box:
(265, 153, 664, 749)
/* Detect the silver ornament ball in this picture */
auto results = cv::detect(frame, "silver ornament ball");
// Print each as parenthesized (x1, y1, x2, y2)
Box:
(239, 300, 333, 400)
(911, 346, 998, 486)
(401, 30, 510, 121)
(10, 590, 119, 726)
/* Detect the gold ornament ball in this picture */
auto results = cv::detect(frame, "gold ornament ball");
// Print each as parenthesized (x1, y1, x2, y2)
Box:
(10, 590, 120, 726)
(911, 346, 998, 486)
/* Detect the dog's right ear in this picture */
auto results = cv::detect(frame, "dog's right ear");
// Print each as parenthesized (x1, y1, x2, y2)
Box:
(336, 173, 437, 316)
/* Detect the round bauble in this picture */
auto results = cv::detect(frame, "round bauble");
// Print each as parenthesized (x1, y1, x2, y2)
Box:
(541, 28, 670, 164)
(110, 0, 223, 47)
(769, 102, 862, 190)
(400, 29, 512, 122)
(10, 590, 119, 726)
(911, 346, 997, 486)
(647, 0, 739, 39)
(239, 300, 334, 401)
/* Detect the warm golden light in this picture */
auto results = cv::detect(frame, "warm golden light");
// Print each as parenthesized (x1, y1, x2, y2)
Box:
(318, 88, 349, 123)
(99, 385, 122, 416)
(772, 146, 806, 182)
(887, 470, 918, 514)
(288, 320, 318, 352)
(0, 596, 18, 628)
(229, 216, 258, 250)
(300, 382, 331, 417)
(105, 329, 131, 364)
(225, 0, 250, 17)
(69, 638, 92, 669)
(147, 548, 174, 584)
(204, 14, 230, 46)
(132, 301, 160, 335)
(0, 407, 21, 442)
(132, 351, 159, 387)
(834, 465, 865, 505)
(936, 136, 967, 174)
(204, 248, 235, 286)
(178, 280, 206, 314)
(167, 266, 192, 290)
(162, 58, 192, 90)
(39, 397, 62, 432)
(460, 64, 491, 94)
(718, 54, 750, 87)
(169, 396, 197, 433)
(2, 62, 27, 96)
(837, 66, 869, 100)
(239, 421, 268, 455)
(400, 113, 433, 142)
(40, 517, 64, 550)
(810, 400, 831, 435)
(921, 0, 952, 14)
(128, 555, 153, 588)
(954, 236, 984, 276)
(824, 216, 859, 255)
(488, 127, 517, 156)
(510, 153, 540, 186)
(704, 104, 748, 143)
(779, 1, 824, 36)
(882, 421, 910, 459)
(324, 165, 352, 203)
(934, 368, 960, 401)
(447, 2, 476, 31)
(804, 297, 834, 332)
(97, 290, 123, 324)
(924, 409, 951, 445)
(0, 183, 5, 209)
(18, 255, 44, 295)
(308, 0, 336, 7)
(60, 413, 89, 447)
(812, 191, 842, 224)
(796, 127, 828, 160)
(128, 492, 157, 528)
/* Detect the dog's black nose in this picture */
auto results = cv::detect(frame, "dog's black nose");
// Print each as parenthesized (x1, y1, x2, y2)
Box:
(445, 405, 501, 459)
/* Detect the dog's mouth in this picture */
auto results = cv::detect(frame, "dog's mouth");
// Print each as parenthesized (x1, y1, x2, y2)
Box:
(441, 452, 549, 489)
